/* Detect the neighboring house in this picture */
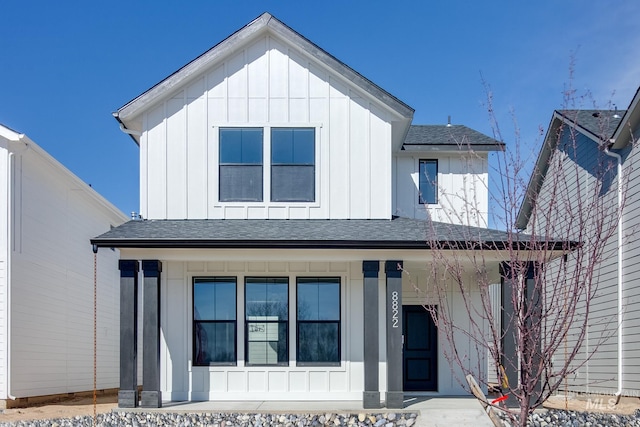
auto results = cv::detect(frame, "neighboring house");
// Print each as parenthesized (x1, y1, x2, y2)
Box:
(92, 13, 514, 409)
(516, 87, 640, 396)
(0, 124, 128, 408)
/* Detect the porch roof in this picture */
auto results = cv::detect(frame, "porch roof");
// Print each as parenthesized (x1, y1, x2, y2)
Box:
(91, 217, 569, 251)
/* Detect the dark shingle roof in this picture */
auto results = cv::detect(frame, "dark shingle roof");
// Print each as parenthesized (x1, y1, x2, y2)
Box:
(92, 217, 563, 250)
(556, 110, 625, 141)
(402, 125, 505, 152)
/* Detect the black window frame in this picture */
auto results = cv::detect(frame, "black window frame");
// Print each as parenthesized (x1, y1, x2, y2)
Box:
(244, 277, 290, 366)
(418, 159, 438, 204)
(192, 277, 237, 366)
(270, 127, 316, 202)
(219, 127, 264, 202)
(296, 277, 341, 366)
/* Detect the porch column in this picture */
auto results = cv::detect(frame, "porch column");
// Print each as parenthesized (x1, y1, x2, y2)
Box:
(118, 260, 139, 408)
(362, 260, 381, 409)
(385, 260, 403, 409)
(141, 260, 162, 408)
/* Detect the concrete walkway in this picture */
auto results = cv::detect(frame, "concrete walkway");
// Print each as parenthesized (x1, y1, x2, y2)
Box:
(117, 397, 495, 427)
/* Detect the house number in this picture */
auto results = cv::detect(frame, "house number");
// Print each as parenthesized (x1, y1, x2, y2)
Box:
(391, 291, 399, 328)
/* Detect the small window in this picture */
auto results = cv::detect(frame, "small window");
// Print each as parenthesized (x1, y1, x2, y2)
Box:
(271, 128, 315, 202)
(297, 278, 340, 365)
(193, 278, 236, 365)
(245, 278, 289, 365)
(419, 159, 438, 204)
(219, 128, 263, 202)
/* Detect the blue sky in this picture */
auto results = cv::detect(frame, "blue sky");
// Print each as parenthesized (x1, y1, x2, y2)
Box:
(1, 1, 638, 216)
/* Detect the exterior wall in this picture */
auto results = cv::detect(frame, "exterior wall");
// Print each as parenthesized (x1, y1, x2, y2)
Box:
(140, 34, 394, 221)
(0, 146, 8, 399)
(8, 146, 125, 398)
(394, 153, 489, 226)
(525, 126, 625, 394)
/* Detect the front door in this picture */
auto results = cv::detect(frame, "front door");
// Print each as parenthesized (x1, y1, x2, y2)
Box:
(402, 305, 438, 391)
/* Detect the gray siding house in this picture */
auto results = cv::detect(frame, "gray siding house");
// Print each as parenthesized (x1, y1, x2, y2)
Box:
(516, 87, 640, 396)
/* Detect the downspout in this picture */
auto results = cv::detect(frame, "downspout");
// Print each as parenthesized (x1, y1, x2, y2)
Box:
(119, 123, 141, 137)
(6, 151, 16, 401)
(603, 146, 623, 402)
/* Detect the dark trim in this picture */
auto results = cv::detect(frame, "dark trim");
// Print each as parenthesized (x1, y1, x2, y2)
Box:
(362, 260, 380, 277)
(94, 238, 574, 251)
(385, 260, 403, 278)
(418, 159, 438, 205)
(119, 260, 139, 277)
(362, 260, 381, 409)
(142, 260, 162, 277)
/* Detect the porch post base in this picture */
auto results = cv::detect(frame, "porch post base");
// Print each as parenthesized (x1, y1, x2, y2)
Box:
(118, 390, 138, 408)
(140, 391, 162, 408)
(363, 391, 381, 409)
(385, 391, 404, 409)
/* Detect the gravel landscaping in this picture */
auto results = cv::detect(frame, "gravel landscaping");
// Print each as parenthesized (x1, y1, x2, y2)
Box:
(0, 411, 418, 427)
(498, 408, 640, 426)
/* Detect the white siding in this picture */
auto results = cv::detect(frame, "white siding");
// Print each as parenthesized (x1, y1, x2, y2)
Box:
(394, 153, 489, 226)
(0, 146, 8, 399)
(140, 35, 394, 220)
(7, 147, 125, 398)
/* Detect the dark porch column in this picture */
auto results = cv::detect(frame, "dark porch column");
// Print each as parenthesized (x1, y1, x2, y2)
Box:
(385, 260, 403, 409)
(362, 261, 381, 409)
(118, 260, 139, 408)
(141, 260, 162, 408)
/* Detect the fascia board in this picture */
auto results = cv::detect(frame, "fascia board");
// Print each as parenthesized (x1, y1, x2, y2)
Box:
(611, 87, 640, 149)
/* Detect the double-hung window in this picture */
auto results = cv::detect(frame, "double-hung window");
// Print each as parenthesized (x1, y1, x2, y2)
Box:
(271, 128, 315, 202)
(193, 278, 237, 365)
(297, 278, 340, 365)
(419, 159, 438, 204)
(219, 128, 263, 202)
(245, 278, 288, 365)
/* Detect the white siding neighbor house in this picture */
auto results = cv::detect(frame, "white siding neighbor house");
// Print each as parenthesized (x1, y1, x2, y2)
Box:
(517, 87, 640, 398)
(92, 13, 521, 409)
(0, 124, 128, 408)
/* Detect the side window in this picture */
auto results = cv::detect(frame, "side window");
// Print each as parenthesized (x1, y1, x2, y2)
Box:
(297, 278, 340, 365)
(271, 128, 315, 202)
(419, 159, 438, 204)
(193, 278, 237, 365)
(219, 128, 263, 202)
(245, 278, 289, 365)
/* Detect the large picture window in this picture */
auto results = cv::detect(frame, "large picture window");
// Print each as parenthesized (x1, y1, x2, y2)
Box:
(419, 159, 438, 204)
(297, 278, 340, 365)
(219, 128, 263, 202)
(193, 278, 236, 365)
(271, 128, 315, 202)
(245, 278, 289, 365)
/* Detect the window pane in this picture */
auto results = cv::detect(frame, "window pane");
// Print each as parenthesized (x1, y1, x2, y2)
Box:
(247, 322, 287, 364)
(298, 323, 339, 363)
(219, 165, 263, 202)
(292, 129, 315, 164)
(271, 129, 294, 164)
(246, 278, 288, 320)
(194, 279, 236, 321)
(194, 322, 235, 364)
(240, 129, 263, 164)
(297, 279, 339, 320)
(271, 165, 314, 202)
(419, 160, 437, 204)
(220, 128, 263, 164)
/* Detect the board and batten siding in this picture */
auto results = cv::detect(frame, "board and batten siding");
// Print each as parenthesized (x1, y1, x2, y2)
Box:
(394, 154, 489, 226)
(7, 145, 125, 398)
(0, 146, 8, 399)
(139, 35, 395, 221)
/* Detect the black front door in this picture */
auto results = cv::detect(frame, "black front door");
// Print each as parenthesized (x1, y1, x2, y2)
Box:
(402, 305, 438, 391)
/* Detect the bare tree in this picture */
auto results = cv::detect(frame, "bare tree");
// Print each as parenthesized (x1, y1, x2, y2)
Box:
(414, 86, 632, 427)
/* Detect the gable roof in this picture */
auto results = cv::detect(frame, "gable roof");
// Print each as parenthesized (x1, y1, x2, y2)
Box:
(115, 12, 414, 139)
(516, 104, 631, 230)
(402, 125, 505, 152)
(91, 217, 566, 251)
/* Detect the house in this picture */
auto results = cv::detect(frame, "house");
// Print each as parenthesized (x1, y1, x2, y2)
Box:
(0, 124, 128, 408)
(516, 87, 640, 397)
(92, 13, 518, 409)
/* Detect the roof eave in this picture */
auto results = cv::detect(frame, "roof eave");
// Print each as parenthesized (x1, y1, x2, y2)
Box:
(401, 143, 505, 153)
(611, 86, 640, 149)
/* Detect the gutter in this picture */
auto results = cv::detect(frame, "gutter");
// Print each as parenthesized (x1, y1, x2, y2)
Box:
(603, 146, 623, 402)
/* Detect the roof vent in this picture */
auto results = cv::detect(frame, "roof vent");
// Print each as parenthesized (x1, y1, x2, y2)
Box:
(592, 112, 600, 118)
(613, 105, 621, 119)
(446, 115, 452, 127)
(131, 211, 139, 220)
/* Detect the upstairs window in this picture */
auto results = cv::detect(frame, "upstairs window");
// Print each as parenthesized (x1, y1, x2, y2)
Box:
(419, 159, 438, 204)
(219, 128, 263, 202)
(271, 128, 315, 202)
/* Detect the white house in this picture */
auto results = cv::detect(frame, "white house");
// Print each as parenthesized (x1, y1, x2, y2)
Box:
(516, 87, 640, 398)
(92, 13, 518, 409)
(0, 124, 128, 408)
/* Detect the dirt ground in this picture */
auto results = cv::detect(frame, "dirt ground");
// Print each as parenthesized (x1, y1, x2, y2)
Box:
(0, 394, 639, 423)
(0, 394, 117, 423)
